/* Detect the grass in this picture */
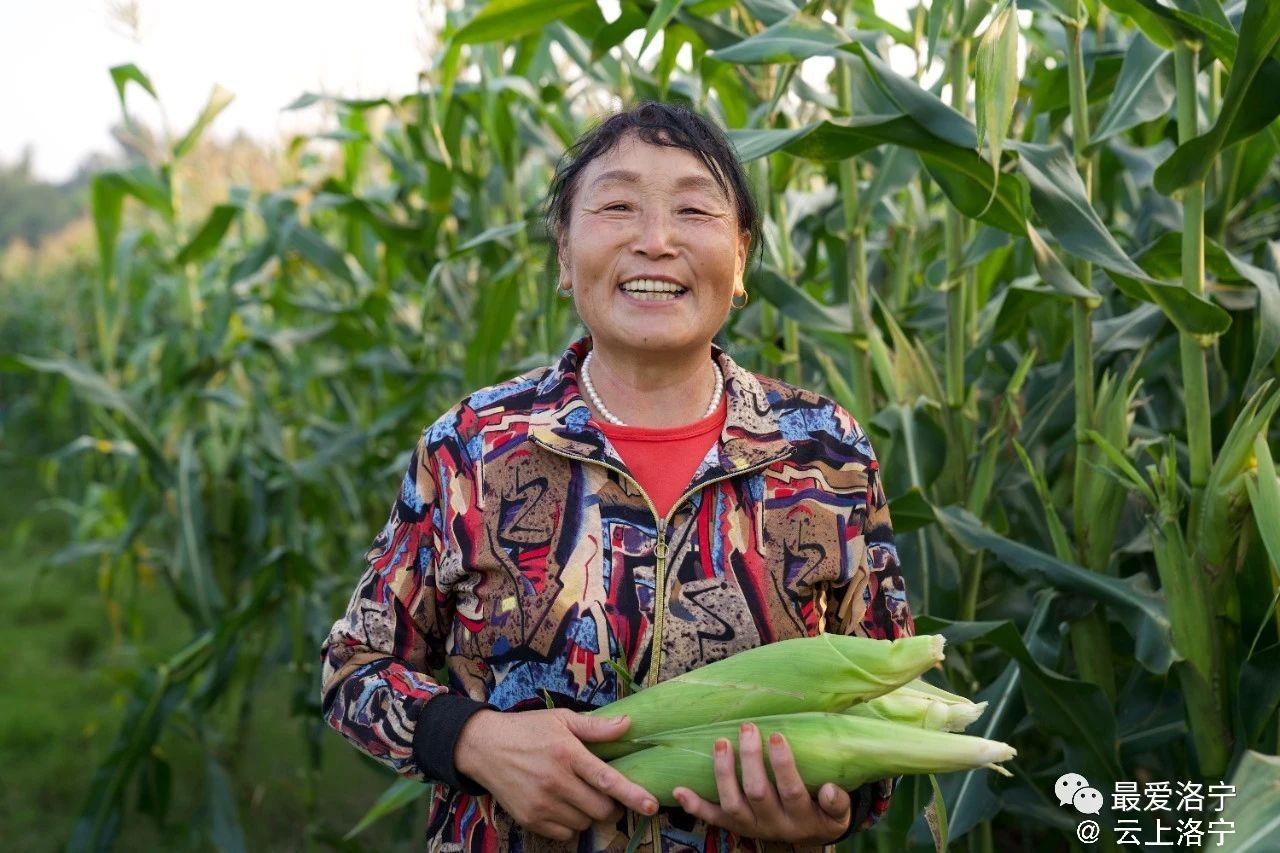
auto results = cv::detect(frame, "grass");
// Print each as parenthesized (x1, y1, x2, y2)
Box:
(0, 449, 421, 851)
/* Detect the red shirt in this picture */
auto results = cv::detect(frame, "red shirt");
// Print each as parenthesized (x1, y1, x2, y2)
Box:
(597, 395, 728, 519)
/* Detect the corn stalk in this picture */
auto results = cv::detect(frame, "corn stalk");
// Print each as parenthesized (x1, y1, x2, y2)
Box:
(1064, 2, 1116, 703)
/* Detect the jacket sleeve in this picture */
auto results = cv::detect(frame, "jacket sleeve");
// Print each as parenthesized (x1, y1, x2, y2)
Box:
(822, 413, 917, 840)
(320, 428, 496, 792)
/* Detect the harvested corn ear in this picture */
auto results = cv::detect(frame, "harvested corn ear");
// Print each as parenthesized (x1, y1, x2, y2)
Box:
(843, 678, 987, 732)
(609, 713, 1016, 807)
(584, 633, 946, 759)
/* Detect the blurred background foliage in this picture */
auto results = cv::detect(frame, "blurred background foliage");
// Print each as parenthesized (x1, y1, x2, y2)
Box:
(4, 0, 1280, 850)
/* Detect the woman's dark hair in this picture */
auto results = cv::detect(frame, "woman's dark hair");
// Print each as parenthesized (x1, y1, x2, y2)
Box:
(541, 101, 762, 274)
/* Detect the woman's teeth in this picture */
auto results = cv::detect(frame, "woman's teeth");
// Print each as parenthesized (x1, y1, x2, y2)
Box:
(620, 278, 687, 301)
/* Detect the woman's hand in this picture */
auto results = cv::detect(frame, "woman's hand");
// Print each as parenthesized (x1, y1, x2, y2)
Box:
(671, 722, 853, 846)
(455, 709, 659, 843)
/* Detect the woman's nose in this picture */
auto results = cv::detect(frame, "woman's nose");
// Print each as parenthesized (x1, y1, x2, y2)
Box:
(631, 209, 678, 257)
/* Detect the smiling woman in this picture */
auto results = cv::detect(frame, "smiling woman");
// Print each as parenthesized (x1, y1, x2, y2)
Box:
(319, 101, 915, 852)
(551, 124, 753, 430)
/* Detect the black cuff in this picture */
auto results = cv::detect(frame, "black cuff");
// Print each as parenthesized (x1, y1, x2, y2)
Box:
(413, 692, 498, 796)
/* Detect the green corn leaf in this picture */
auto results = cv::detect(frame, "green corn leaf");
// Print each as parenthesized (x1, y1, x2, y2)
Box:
(1099, 0, 1235, 54)
(177, 431, 224, 625)
(625, 815, 652, 853)
(836, 43, 1202, 312)
(345, 779, 430, 839)
(707, 13, 850, 65)
(205, 757, 248, 853)
(913, 592, 1056, 844)
(453, 0, 597, 44)
(284, 223, 357, 285)
(917, 598, 1124, 789)
(731, 117, 1030, 235)
(1013, 142, 1149, 282)
(1239, 646, 1280, 747)
(932, 505, 1176, 674)
(173, 84, 234, 160)
(1160, 0, 1239, 64)
(69, 670, 185, 852)
(108, 63, 158, 115)
(94, 164, 174, 221)
(1250, 242, 1280, 393)
(750, 266, 852, 333)
(974, 0, 1021, 214)
(960, 0, 1000, 38)
(1196, 381, 1280, 568)
(1084, 429, 1159, 506)
(4, 355, 168, 480)
(1245, 432, 1280, 582)
(1088, 34, 1175, 152)
(638, 0, 685, 60)
(738, 0, 800, 28)
(174, 203, 241, 266)
(885, 488, 937, 535)
(604, 656, 641, 697)
(1024, 225, 1101, 304)
(1010, 438, 1074, 562)
(924, 773, 950, 853)
(1098, 0, 1177, 48)
(1154, 0, 1280, 194)
(926, 0, 948, 67)
(847, 42, 976, 149)
(1217, 751, 1280, 851)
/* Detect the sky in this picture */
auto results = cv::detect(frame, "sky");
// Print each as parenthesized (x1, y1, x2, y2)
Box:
(1, 0, 915, 184)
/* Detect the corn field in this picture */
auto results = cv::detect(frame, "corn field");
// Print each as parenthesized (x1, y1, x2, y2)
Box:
(6, 0, 1280, 849)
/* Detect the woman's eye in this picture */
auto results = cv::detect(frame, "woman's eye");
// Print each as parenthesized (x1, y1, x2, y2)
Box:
(606, 203, 629, 211)
(682, 208, 708, 215)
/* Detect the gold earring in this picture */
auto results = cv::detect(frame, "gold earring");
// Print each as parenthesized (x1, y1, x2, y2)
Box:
(731, 290, 749, 309)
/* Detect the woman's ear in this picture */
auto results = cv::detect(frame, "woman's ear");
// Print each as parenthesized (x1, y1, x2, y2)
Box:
(555, 225, 571, 285)
(735, 228, 751, 282)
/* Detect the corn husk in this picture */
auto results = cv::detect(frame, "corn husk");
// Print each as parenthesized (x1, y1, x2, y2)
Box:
(609, 712, 1016, 807)
(584, 633, 946, 759)
(843, 678, 987, 732)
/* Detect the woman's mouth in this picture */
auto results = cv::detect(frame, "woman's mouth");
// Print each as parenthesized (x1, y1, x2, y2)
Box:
(618, 278, 688, 302)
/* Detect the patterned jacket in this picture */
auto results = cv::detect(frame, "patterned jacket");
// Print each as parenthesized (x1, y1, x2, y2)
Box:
(321, 335, 916, 852)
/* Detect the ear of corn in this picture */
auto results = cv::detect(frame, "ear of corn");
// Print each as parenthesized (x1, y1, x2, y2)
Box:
(584, 633, 946, 759)
(609, 712, 1016, 807)
(842, 678, 987, 732)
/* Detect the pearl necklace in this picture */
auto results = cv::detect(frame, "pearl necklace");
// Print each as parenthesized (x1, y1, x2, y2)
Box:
(581, 350, 723, 427)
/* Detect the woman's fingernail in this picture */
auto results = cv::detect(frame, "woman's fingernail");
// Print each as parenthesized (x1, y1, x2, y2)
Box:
(644, 798, 658, 814)
(770, 732, 783, 746)
(715, 739, 728, 754)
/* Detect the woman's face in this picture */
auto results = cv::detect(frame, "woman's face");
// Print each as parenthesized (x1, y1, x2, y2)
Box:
(557, 134, 751, 359)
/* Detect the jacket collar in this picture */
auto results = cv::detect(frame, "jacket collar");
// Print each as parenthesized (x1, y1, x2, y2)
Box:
(527, 336, 792, 497)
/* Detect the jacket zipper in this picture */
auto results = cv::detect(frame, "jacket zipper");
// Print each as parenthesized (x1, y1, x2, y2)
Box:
(529, 435, 790, 852)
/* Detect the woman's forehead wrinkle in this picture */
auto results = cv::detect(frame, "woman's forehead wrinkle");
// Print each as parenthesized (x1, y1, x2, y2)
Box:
(587, 168, 727, 200)
(588, 168, 641, 189)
